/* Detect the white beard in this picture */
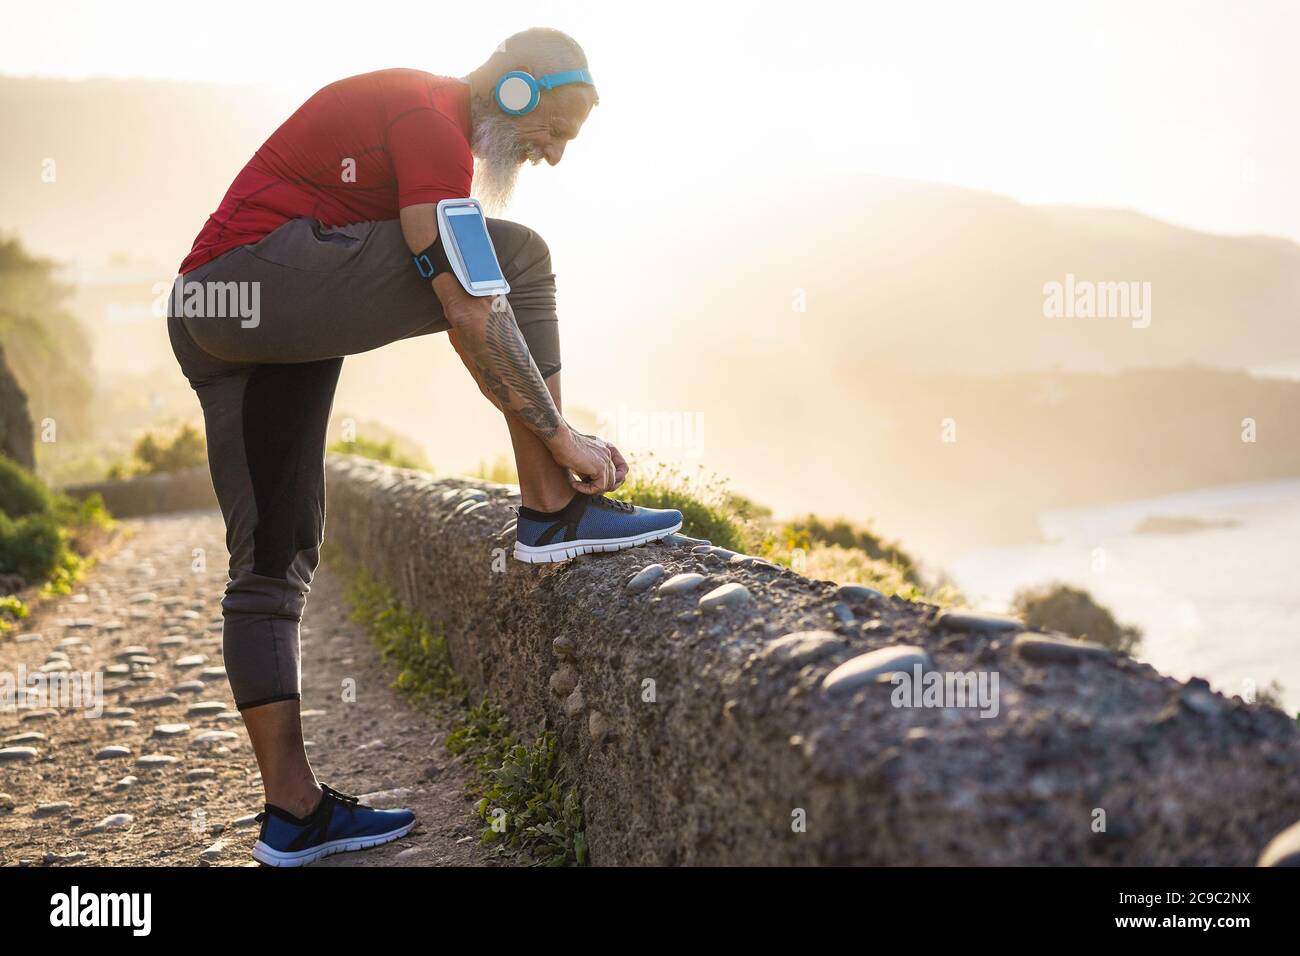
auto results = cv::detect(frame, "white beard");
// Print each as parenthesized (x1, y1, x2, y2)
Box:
(470, 111, 544, 215)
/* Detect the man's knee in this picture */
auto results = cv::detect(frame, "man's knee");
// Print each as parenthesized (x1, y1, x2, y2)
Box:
(487, 219, 554, 290)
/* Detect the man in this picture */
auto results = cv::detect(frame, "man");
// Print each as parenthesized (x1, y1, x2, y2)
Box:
(168, 27, 681, 866)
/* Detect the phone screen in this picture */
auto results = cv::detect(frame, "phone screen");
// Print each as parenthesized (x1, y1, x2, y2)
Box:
(446, 210, 504, 284)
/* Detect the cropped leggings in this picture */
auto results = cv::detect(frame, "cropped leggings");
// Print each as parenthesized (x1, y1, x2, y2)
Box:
(167, 217, 558, 709)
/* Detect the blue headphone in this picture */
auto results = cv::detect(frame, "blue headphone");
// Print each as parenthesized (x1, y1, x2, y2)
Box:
(493, 68, 594, 116)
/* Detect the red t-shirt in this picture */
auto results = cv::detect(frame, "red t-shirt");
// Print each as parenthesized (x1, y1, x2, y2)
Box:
(179, 69, 473, 274)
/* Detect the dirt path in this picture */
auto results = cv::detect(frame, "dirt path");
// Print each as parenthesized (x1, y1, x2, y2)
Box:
(0, 510, 492, 867)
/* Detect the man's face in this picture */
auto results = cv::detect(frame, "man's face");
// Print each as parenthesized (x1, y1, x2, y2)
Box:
(470, 84, 595, 213)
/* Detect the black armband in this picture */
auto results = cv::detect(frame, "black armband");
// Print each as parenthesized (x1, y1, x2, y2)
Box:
(412, 236, 453, 279)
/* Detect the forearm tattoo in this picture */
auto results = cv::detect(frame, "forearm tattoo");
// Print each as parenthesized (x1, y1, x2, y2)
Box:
(462, 298, 562, 441)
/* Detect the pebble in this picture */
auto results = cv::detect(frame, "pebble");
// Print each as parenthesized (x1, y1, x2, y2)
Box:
(116, 646, 150, 661)
(136, 754, 180, 769)
(761, 630, 845, 667)
(39, 660, 71, 673)
(0, 746, 40, 763)
(132, 694, 182, 708)
(938, 610, 1024, 634)
(19, 709, 58, 722)
(91, 813, 134, 832)
(95, 746, 132, 760)
(659, 573, 707, 596)
(34, 802, 72, 817)
(831, 602, 855, 625)
(193, 731, 239, 747)
(835, 583, 883, 603)
(186, 768, 217, 781)
(152, 723, 191, 738)
(103, 707, 136, 718)
(823, 646, 932, 696)
(232, 813, 260, 828)
(186, 701, 229, 717)
(199, 667, 227, 681)
(565, 687, 585, 717)
(588, 710, 609, 745)
(199, 840, 226, 862)
(1258, 820, 1300, 867)
(171, 680, 206, 695)
(0, 793, 14, 812)
(3, 732, 46, 745)
(113, 776, 138, 791)
(698, 582, 753, 612)
(1012, 633, 1112, 664)
(549, 666, 578, 697)
(626, 564, 666, 594)
(159, 635, 189, 647)
(15, 632, 42, 642)
(552, 635, 575, 659)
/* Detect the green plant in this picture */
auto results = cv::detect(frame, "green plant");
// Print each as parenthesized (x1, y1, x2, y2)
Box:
(333, 554, 587, 866)
(476, 734, 587, 866)
(0, 453, 54, 518)
(329, 435, 431, 471)
(1012, 582, 1142, 655)
(610, 457, 751, 552)
(107, 424, 207, 478)
(776, 514, 922, 585)
(0, 595, 28, 635)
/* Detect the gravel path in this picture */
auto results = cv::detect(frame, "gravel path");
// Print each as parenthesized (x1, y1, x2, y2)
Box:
(0, 510, 491, 867)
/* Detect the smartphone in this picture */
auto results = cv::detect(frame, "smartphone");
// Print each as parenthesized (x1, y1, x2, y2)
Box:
(435, 199, 511, 297)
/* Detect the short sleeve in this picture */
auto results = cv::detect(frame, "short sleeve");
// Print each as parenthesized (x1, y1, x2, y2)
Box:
(386, 108, 473, 209)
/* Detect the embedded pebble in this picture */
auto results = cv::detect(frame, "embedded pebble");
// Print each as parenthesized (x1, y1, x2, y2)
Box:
(113, 776, 138, 791)
(1012, 632, 1112, 664)
(588, 710, 609, 744)
(3, 732, 46, 745)
(232, 813, 260, 828)
(626, 564, 666, 594)
(823, 646, 932, 696)
(698, 582, 753, 612)
(938, 610, 1024, 634)
(171, 680, 206, 695)
(136, 754, 180, 768)
(91, 813, 134, 832)
(761, 630, 845, 667)
(186, 701, 229, 717)
(159, 635, 189, 647)
(175, 655, 208, 668)
(658, 573, 707, 596)
(199, 667, 227, 681)
(152, 723, 192, 738)
(564, 687, 585, 717)
(95, 746, 132, 760)
(552, 635, 575, 659)
(831, 602, 855, 625)
(1258, 820, 1300, 867)
(0, 747, 40, 763)
(186, 768, 217, 781)
(132, 694, 182, 708)
(19, 709, 58, 722)
(193, 730, 239, 748)
(836, 583, 883, 603)
(199, 840, 226, 862)
(549, 666, 578, 697)
(34, 802, 72, 817)
(0, 793, 13, 812)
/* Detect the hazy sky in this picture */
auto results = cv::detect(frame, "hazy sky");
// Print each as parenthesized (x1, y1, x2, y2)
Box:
(4, 0, 1300, 242)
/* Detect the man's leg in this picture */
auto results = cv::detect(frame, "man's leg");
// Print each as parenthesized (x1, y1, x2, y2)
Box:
(183, 347, 343, 816)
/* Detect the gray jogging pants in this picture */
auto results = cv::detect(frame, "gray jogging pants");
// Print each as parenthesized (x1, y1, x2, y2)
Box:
(167, 216, 558, 710)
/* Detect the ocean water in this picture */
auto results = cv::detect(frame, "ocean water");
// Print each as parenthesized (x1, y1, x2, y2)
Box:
(947, 479, 1300, 713)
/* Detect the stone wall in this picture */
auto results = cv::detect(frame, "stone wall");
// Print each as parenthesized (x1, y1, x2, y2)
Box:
(322, 455, 1300, 866)
(60, 465, 217, 518)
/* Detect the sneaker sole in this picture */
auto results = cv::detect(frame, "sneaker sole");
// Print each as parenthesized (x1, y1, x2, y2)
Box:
(513, 521, 683, 564)
(251, 819, 415, 867)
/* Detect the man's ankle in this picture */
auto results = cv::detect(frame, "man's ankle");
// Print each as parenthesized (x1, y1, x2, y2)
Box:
(266, 783, 323, 820)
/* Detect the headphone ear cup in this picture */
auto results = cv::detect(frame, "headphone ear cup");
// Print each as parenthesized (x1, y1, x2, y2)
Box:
(494, 72, 539, 115)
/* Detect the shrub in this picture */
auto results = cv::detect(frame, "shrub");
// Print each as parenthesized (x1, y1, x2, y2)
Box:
(107, 424, 207, 478)
(777, 514, 921, 585)
(610, 457, 751, 552)
(0, 510, 64, 581)
(1012, 583, 1142, 655)
(0, 453, 54, 518)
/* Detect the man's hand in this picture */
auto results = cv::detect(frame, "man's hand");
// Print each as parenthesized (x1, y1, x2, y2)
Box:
(552, 429, 627, 495)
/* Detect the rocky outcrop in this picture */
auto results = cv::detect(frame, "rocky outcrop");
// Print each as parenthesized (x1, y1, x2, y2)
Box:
(0, 344, 35, 469)
(323, 455, 1300, 866)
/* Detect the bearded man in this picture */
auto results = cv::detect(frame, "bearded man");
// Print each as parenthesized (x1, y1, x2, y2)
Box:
(167, 27, 681, 866)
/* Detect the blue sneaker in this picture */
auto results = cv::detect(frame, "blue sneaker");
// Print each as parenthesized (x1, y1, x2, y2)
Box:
(514, 493, 682, 563)
(251, 784, 415, 867)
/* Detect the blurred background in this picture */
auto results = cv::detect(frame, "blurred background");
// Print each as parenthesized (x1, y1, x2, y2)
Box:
(2, 0, 1297, 707)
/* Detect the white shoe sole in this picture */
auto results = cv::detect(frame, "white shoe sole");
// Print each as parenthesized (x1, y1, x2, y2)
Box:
(251, 819, 415, 867)
(513, 521, 682, 564)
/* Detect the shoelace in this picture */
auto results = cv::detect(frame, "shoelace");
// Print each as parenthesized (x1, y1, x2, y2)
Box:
(321, 783, 360, 807)
(594, 495, 635, 514)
